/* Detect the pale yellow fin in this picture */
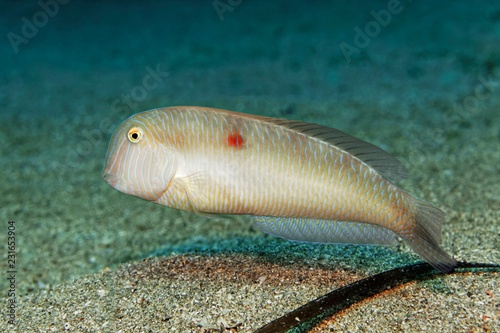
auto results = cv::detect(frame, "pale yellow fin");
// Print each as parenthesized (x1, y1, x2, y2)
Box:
(269, 120, 409, 183)
(400, 199, 457, 272)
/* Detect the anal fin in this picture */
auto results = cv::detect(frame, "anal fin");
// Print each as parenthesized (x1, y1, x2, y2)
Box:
(253, 216, 399, 246)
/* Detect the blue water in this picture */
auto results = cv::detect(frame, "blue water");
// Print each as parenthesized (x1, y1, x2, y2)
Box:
(3, 0, 495, 120)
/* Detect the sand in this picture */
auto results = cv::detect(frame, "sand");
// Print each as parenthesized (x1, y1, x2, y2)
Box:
(0, 0, 498, 332)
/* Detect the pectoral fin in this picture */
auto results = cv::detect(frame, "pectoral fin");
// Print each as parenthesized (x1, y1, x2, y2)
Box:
(171, 172, 211, 213)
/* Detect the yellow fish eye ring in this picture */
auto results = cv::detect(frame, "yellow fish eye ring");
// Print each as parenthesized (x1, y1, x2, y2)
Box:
(127, 127, 143, 143)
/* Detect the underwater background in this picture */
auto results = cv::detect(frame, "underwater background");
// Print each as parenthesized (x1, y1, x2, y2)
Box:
(1, 0, 498, 331)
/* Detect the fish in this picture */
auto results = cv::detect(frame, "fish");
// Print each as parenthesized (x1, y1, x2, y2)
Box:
(102, 106, 457, 272)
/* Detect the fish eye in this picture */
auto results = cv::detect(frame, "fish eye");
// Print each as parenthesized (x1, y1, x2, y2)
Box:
(127, 127, 143, 143)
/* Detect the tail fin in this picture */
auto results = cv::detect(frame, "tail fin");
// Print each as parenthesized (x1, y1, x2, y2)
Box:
(403, 199, 457, 273)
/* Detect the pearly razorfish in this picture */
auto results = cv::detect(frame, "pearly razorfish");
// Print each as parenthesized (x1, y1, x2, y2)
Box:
(103, 106, 456, 272)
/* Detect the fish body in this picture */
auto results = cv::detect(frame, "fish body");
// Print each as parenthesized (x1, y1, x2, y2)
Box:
(103, 106, 456, 272)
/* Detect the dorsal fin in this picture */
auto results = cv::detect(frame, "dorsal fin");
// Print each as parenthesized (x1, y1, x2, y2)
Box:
(268, 119, 409, 183)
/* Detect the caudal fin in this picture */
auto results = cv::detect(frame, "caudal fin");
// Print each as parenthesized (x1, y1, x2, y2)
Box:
(403, 199, 457, 273)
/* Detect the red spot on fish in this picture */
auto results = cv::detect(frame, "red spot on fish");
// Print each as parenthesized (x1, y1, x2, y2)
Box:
(227, 132, 245, 148)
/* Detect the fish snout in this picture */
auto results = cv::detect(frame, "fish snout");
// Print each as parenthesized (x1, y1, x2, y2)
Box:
(102, 172, 119, 188)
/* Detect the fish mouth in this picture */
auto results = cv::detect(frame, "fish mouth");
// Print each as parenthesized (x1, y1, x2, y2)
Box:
(102, 172, 119, 188)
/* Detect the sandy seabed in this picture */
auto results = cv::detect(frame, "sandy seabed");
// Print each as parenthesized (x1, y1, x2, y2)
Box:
(0, 0, 498, 332)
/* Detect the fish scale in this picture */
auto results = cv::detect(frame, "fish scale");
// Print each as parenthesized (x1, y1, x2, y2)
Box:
(103, 106, 457, 272)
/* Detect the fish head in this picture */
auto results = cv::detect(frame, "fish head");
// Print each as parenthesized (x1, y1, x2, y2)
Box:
(102, 114, 176, 201)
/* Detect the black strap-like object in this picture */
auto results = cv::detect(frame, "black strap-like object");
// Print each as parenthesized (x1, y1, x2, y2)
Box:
(254, 261, 499, 333)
